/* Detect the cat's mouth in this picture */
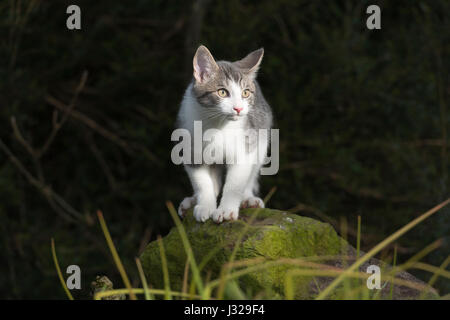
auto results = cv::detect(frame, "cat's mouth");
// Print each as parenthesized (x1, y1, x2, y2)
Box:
(228, 114, 243, 121)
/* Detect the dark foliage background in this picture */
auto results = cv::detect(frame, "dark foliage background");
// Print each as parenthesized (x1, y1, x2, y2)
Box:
(0, 0, 448, 299)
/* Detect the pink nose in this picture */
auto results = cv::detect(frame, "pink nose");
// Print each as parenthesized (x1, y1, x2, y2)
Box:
(233, 106, 243, 114)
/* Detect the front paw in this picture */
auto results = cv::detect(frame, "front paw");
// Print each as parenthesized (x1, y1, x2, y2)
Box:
(240, 196, 264, 209)
(178, 196, 196, 218)
(193, 204, 215, 222)
(212, 205, 240, 223)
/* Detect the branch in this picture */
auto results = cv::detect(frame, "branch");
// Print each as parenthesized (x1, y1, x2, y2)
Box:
(45, 95, 132, 154)
(45, 95, 161, 165)
(0, 138, 84, 224)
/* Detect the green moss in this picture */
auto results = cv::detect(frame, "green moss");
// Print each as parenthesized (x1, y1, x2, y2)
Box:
(140, 208, 347, 298)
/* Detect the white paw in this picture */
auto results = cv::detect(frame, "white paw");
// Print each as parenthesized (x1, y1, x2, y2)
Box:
(212, 205, 240, 223)
(178, 196, 196, 218)
(193, 204, 215, 222)
(240, 196, 264, 209)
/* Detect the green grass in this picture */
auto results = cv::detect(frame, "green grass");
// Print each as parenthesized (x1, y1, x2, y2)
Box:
(52, 197, 450, 300)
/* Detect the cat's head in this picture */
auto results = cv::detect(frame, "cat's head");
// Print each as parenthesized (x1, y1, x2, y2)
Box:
(192, 45, 264, 121)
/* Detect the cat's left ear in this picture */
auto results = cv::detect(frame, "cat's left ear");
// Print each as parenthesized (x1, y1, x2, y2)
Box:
(235, 48, 264, 79)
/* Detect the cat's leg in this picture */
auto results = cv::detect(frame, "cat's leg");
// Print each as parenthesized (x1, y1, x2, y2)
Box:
(178, 166, 222, 218)
(209, 165, 223, 198)
(240, 164, 264, 209)
(212, 161, 255, 223)
(185, 165, 217, 222)
(178, 165, 220, 218)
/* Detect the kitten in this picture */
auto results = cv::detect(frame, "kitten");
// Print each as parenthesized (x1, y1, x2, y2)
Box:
(176, 45, 273, 223)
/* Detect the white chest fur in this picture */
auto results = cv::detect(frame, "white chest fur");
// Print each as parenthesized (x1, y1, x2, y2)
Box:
(178, 85, 260, 165)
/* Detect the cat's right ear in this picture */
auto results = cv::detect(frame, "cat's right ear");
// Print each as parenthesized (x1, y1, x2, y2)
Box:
(193, 45, 219, 84)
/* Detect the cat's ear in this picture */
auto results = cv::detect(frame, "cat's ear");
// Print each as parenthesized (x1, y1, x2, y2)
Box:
(193, 45, 219, 84)
(235, 48, 264, 78)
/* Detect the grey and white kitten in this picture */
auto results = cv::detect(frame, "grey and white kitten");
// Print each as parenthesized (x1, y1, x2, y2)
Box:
(176, 45, 273, 223)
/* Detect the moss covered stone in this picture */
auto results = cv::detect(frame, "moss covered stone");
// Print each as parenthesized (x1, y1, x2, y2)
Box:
(140, 208, 439, 299)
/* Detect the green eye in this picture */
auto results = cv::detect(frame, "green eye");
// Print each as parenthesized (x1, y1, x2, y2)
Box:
(242, 89, 251, 98)
(217, 88, 228, 97)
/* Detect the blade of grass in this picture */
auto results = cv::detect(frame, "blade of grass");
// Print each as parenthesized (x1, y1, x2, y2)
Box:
(371, 275, 389, 300)
(51, 238, 74, 300)
(389, 244, 397, 299)
(135, 257, 153, 300)
(395, 238, 443, 271)
(188, 243, 225, 299)
(316, 198, 450, 300)
(166, 201, 205, 298)
(428, 256, 450, 285)
(182, 256, 190, 300)
(157, 235, 172, 300)
(94, 288, 203, 300)
(263, 186, 277, 205)
(383, 238, 444, 293)
(312, 277, 321, 294)
(407, 262, 450, 279)
(421, 256, 450, 299)
(97, 210, 136, 300)
(356, 215, 361, 259)
(223, 280, 247, 300)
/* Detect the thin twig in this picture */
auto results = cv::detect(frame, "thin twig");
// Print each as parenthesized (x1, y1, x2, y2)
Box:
(84, 130, 118, 191)
(38, 71, 88, 158)
(0, 138, 84, 224)
(10, 116, 36, 157)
